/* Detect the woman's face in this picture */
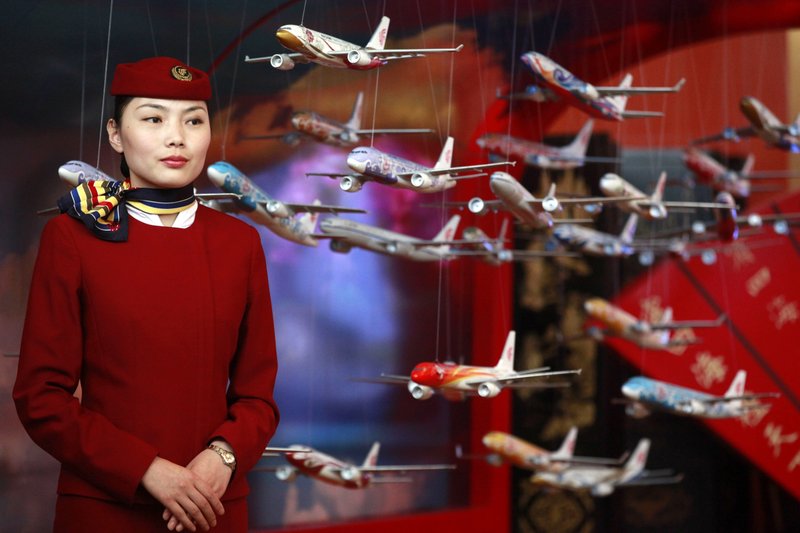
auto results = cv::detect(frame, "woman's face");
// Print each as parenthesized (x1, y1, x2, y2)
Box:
(107, 97, 211, 188)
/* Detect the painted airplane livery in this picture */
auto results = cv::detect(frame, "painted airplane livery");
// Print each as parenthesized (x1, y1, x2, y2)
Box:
(620, 371, 779, 419)
(206, 161, 364, 247)
(360, 330, 581, 401)
(241, 92, 432, 147)
(245, 16, 463, 71)
(520, 51, 685, 122)
(260, 443, 454, 489)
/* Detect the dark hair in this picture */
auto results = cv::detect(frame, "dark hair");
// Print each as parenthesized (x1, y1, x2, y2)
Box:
(113, 95, 134, 178)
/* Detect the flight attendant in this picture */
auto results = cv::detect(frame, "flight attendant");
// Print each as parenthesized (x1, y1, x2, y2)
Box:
(14, 57, 279, 532)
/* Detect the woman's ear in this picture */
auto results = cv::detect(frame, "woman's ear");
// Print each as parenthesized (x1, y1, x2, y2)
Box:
(107, 118, 123, 154)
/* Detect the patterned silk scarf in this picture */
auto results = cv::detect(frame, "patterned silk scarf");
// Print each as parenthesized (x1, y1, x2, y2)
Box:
(58, 180, 196, 242)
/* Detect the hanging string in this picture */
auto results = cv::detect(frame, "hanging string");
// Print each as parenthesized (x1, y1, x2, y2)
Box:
(145, 0, 159, 55)
(203, 0, 222, 116)
(299, 0, 308, 26)
(95, 0, 115, 170)
(220, 0, 250, 161)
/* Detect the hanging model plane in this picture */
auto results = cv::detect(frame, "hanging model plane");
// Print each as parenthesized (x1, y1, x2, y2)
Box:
(551, 213, 640, 257)
(316, 214, 462, 261)
(620, 370, 780, 419)
(582, 297, 726, 351)
(691, 96, 800, 152)
(259, 442, 454, 489)
(530, 439, 683, 497)
(206, 161, 365, 247)
(245, 16, 463, 71)
(240, 92, 433, 147)
(476, 119, 617, 170)
(467, 427, 628, 472)
(519, 51, 686, 122)
(682, 147, 800, 199)
(357, 330, 581, 401)
(309, 137, 514, 193)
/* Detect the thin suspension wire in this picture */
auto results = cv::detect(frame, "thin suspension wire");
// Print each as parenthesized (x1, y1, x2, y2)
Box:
(220, 0, 250, 161)
(299, 0, 308, 25)
(204, 0, 222, 116)
(505, 0, 519, 140)
(95, 0, 115, 169)
(145, 0, 159, 55)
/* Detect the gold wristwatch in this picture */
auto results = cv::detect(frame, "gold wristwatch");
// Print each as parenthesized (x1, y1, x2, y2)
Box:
(208, 444, 237, 472)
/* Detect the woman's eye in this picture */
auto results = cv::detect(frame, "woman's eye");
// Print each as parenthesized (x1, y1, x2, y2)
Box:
(144, 117, 161, 123)
(187, 118, 204, 126)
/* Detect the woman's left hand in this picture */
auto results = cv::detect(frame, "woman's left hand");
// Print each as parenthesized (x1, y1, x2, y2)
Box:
(163, 448, 233, 531)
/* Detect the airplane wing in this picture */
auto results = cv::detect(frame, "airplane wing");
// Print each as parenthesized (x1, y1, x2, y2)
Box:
(356, 464, 456, 474)
(691, 126, 756, 145)
(677, 392, 780, 406)
(526, 195, 648, 207)
(244, 53, 311, 64)
(307, 172, 354, 179)
(594, 78, 686, 95)
(396, 161, 515, 178)
(420, 199, 506, 211)
(620, 111, 665, 119)
(492, 368, 582, 384)
(256, 201, 366, 214)
(619, 471, 684, 487)
(638, 200, 737, 210)
(327, 44, 464, 61)
(649, 315, 727, 330)
(351, 374, 410, 385)
(353, 128, 434, 135)
(444, 249, 580, 259)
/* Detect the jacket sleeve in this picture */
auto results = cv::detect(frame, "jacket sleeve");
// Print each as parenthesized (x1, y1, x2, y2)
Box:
(209, 226, 279, 479)
(13, 218, 159, 503)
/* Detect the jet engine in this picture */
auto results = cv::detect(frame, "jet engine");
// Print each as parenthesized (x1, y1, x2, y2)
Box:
(529, 155, 550, 167)
(591, 483, 614, 497)
(330, 240, 352, 254)
(265, 199, 291, 218)
(648, 204, 668, 220)
(468, 197, 487, 215)
(340, 176, 364, 193)
(340, 466, 360, 481)
(477, 382, 502, 398)
(579, 85, 600, 101)
(408, 382, 434, 400)
(275, 466, 297, 482)
(347, 50, 373, 67)
(625, 402, 651, 419)
(541, 195, 560, 212)
(410, 172, 434, 189)
(270, 54, 296, 70)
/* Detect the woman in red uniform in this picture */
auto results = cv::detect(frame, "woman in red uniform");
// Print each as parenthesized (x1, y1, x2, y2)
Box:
(14, 57, 279, 532)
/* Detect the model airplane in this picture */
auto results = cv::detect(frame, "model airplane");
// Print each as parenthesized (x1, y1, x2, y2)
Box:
(309, 137, 514, 193)
(476, 119, 617, 170)
(259, 442, 454, 489)
(597, 171, 734, 220)
(620, 371, 779, 419)
(241, 92, 432, 147)
(450, 171, 624, 230)
(691, 96, 800, 152)
(245, 16, 463, 71)
(552, 213, 640, 257)
(358, 330, 581, 401)
(470, 427, 628, 472)
(530, 439, 683, 497)
(206, 161, 365, 247)
(520, 51, 685, 121)
(317, 214, 462, 261)
(683, 147, 800, 198)
(583, 297, 726, 351)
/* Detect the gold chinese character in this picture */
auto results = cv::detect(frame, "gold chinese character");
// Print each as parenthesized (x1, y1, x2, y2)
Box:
(745, 267, 771, 298)
(691, 352, 728, 389)
(767, 295, 799, 330)
(764, 423, 799, 458)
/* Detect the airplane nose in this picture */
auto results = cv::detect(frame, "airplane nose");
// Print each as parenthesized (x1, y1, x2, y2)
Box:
(276, 27, 303, 50)
(206, 165, 227, 187)
(482, 432, 501, 450)
(739, 97, 765, 130)
(599, 174, 622, 194)
(346, 154, 367, 174)
(621, 382, 639, 399)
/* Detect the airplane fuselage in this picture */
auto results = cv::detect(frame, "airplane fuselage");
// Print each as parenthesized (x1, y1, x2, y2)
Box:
(346, 147, 456, 192)
(599, 174, 666, 220)
(622, 376, 745, 419)
(284, 448, 371, 489)
(320, 217, 453, 261)
(58, 160, 116, 186)
(477, 134, 581, 170)
(683, 148, 751, 198)
(207, 162, 318, 247)
(521, 52, 625, 122)
(276, 25, 383, 70)
(583, 298, 669, 349)
(489, 172, 554, 228)
(482, 431, 564, 472)
(740, 96, 800, 151)
(532, 465, 625, 494)
(291, 112, 358, 146)
(552, 225, 634, 257)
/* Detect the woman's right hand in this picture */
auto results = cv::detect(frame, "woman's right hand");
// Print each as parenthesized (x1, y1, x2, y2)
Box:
(141, 456, 225, 532)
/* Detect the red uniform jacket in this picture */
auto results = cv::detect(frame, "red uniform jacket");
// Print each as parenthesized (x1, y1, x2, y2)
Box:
(13, 206, 279, 505)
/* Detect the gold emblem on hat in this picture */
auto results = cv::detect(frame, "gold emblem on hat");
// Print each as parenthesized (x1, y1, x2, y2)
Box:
(170, 66, 193, 82)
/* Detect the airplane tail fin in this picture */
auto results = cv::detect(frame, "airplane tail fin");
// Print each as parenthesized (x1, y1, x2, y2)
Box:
(610, 74, 633, 114)
(794, 112, 800, 130)
(563, 119, 594, 158)
(725, 370, 747, 399)
(346, 92, 365, 131)
(552, 427, 578, 459)
(493, 330, 516, 372)
(496, 218, 509, 249)
(298, 200, 322, 234)
(741, 153, 756, 176)
(619, 213, 639, 244)
(363, 442, 380, 467)
(621, 438, 650, 482)
(657, 307, 673, 345)
(434, 137, 455, 171)
(432, 215, 461, 248)
(650, 171, 668, 203)
(366, 16, 390, 50)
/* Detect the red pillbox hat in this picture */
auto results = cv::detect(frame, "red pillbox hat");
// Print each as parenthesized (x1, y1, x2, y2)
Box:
(110, 56, 211, 100)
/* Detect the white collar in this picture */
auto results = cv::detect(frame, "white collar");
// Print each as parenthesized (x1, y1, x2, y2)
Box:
(126, 201, 198, 228)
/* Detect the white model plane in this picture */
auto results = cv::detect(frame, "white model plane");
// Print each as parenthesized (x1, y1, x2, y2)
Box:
(691, 96, 800, 152)
(582, 297, 726, 351)
(245, 16, 463, 71)
(241, 92, 432, 147)
(309, 137, 513, 193)
(317, 214, 462, 261)
(620, 371, 779, 419)
(552, 213, 640, 257)
(520, 51, 685, 122)
(683, 147, 800, 199)
(467, 427, 627, 472)
(259, 442, 454, 489)
(476, 120, 617, 170)
(530, 439, 683, 497)
(358, 330, 581, 401)
(206, 161, 365, 247)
